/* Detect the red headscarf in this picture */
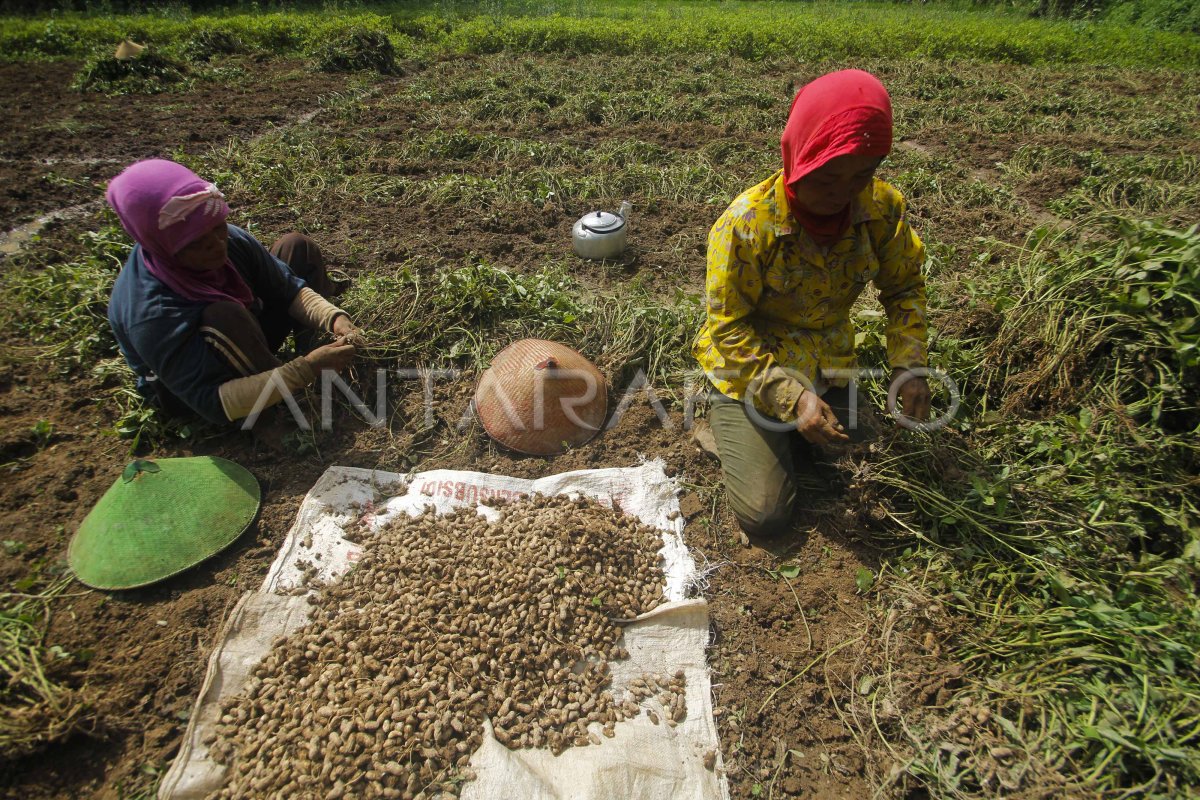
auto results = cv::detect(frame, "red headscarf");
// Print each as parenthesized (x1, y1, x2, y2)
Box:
(781, 69, 893, 245)
(106, 159, 254, 307)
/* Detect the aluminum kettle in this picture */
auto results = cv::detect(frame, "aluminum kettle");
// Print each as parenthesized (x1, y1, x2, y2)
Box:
(572, 201, 631, 260)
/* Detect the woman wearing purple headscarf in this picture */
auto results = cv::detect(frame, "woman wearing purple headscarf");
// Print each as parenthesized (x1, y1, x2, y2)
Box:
(106, 158, 359, 425)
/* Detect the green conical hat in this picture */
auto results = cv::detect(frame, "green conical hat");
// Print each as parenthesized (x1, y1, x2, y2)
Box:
(69, 457, 261, 590)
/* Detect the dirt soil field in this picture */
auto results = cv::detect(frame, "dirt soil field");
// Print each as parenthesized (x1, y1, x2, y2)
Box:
(1, 52, 1196, 800)
(0, 58, 374, 231)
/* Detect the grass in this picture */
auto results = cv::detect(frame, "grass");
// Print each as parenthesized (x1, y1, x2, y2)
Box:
(70, 49, 193, 94)
(843, 216, 1200, 798)
(417, 3, 1200, 67)
(1000, 148, 1200, 226)
(0, 222, 199, 453)
(311, 25, 401, 75)
(391, 53, 788, 132)
(339, 258, 703, 389)
(1, 7, 1199, 796)
(1, 2, 1199, 68)
(216, 128, 752, 211)
(0, 10, 405, 62)
(0, 222, 126, 372)
(984, 216, 1200, 425)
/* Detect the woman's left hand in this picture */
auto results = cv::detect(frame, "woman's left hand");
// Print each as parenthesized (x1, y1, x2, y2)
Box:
(332, 315, 358, 339)
(891, 368, 931, 422)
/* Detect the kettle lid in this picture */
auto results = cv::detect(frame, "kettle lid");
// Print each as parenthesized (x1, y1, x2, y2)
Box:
(580, 209, 625, 234)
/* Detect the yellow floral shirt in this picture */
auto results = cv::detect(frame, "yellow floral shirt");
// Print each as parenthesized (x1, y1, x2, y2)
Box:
(692, 169, 927, 422)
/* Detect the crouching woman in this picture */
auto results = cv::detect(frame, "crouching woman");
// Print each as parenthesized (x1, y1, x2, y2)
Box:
(692, 69, 932, 537)
(105, 159, 359, 427)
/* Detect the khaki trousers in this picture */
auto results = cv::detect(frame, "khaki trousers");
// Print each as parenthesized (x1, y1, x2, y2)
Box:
(708, 386, 876, 536)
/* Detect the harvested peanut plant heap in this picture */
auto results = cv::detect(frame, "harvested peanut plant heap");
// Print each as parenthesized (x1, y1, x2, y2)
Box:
(207, 494, 678, 800)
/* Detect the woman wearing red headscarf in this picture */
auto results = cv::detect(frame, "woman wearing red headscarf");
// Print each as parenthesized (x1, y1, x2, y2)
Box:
(106, 159, 360, 427)
(693, 69, 930, 537)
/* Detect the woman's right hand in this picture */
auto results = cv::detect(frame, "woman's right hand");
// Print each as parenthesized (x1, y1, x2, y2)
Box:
(304, 337, 357, 374)
(795, 390, 850, 447)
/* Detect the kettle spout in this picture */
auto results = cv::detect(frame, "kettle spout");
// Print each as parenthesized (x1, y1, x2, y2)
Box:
(617, 200, 632, 222)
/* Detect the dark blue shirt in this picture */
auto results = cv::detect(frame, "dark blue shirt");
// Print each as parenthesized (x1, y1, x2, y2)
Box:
(108, 225, 305, 424)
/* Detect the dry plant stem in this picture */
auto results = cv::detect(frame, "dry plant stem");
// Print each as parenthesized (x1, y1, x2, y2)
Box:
(0, 578, 90, 759)
(756, 636, 864, 718)
(206, 495, 673, 800)
(778, 574, 813, 653)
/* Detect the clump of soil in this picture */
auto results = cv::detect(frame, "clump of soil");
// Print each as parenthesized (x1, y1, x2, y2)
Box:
(207, 495, 669, 799)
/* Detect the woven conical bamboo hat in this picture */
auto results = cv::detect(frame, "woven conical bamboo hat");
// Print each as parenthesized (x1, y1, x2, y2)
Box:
(475, 339, 607, 456)
(114, 40, 146, 60)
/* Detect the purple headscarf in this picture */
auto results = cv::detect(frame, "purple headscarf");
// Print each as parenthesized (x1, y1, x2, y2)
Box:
(106, 159, 254, 307)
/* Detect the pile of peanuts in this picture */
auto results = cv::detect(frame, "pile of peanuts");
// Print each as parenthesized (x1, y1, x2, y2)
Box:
(206, 494, 674, 800)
